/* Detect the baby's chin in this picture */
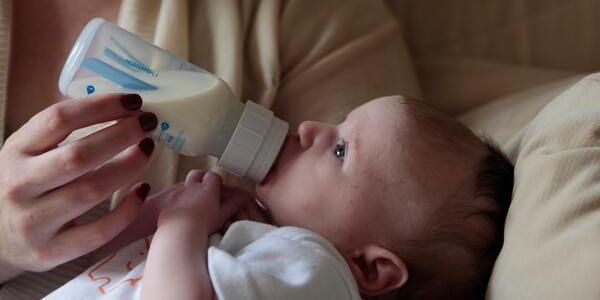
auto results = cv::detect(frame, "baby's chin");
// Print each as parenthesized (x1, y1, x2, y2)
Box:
(254, 183, 271, 207)
(256, 181, 286, 223)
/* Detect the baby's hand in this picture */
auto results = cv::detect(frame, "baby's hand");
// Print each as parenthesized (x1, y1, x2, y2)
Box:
(222, 186, 271, 223)
(157, 170, 245, 235)
(218, 185, 272, 234)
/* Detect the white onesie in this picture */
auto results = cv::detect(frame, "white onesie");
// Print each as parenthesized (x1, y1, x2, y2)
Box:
(43, 221, 362, 300)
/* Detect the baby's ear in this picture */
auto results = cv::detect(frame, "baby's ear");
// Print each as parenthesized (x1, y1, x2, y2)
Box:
(343, 245, 408, 296)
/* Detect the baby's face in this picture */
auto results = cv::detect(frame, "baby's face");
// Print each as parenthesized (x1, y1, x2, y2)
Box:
(256, 96, 424, 249)
(256, 96, 489, 296)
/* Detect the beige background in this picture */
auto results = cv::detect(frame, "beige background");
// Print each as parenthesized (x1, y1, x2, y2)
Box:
(387, 0, 596, 114)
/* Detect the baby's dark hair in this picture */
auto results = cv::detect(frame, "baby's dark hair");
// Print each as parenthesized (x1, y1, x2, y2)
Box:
(466, 137, 514, 298)
(390, 99, 514, 300)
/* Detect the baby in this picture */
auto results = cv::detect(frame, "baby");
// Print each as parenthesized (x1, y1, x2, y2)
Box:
(45, 96, 514, 300)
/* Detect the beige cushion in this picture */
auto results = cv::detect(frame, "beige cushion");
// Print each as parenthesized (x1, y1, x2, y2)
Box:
(387, 0, 600, 73)
(458, 75, 586, 156)
(419, 57, 577, 115)
(477, 74, 600, 300)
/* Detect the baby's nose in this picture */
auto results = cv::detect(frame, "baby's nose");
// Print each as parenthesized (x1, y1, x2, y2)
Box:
(298, 121, 319, 149)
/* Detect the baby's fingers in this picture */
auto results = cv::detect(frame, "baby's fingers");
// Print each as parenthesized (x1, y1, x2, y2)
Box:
(185, 169, 206, 186)
(217, 196, 247, 225)
(202, 172, 222, 188)
(234, 209, 251, 222)
(198, 172, 222, 199)
(245, 202, 271, 224)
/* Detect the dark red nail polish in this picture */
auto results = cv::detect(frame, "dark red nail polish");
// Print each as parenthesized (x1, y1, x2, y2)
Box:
(121, 94, 142, 111)
(138, 112, 158, 132)
(138, 138, 155, 156)
(136, 183, 151, 201)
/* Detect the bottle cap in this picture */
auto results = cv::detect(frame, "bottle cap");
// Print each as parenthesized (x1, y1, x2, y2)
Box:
(217, 101, 289, 182)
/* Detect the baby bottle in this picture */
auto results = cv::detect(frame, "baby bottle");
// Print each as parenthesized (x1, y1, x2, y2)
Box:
(58, 18, 289, 183)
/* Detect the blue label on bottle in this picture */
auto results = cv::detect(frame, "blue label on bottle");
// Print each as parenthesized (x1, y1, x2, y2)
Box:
(153, 121, 186, 151)
(86, 85, 95, 95)
(106, 36, 159, 77)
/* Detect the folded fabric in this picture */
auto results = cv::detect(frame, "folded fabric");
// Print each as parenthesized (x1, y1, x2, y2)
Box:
(486, 74, 600, 300)
(43, 221, 361, 300)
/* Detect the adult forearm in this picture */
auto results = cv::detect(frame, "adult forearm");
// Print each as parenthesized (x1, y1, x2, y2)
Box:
(142, 220, 212, 300)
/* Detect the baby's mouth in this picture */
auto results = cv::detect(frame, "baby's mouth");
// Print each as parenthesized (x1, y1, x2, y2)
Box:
(260, 134, 290, 185)
(260, 155, 279, 185)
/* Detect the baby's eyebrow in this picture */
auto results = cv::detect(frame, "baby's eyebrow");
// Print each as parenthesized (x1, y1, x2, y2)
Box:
(345, 110, 355, 121)
(344, 110, 361, 168)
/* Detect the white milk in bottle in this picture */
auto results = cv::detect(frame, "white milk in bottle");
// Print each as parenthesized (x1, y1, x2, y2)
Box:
(67, 70, 243, 157)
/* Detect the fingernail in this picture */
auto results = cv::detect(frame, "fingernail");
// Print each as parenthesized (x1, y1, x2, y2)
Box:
(121, 94, 142, 111)
(136, 183, 151, 201)
(138, 138, 155, 157)
(138, 112, 158, 132)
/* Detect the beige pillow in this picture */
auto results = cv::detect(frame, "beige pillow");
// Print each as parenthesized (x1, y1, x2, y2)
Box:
(419, 57, 576, 116)
(483, 74, 600, 300)
(458, 75, 586, 154)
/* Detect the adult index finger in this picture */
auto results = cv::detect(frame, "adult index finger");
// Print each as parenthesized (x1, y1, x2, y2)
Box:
(11, 93, 142, 154)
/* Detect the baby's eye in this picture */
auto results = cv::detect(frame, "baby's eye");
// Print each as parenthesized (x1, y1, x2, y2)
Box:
(334, 140, 347, 161)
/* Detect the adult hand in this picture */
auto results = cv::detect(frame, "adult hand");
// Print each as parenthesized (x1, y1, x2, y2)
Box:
(0, 93, 157, 282)
(91, 171, 266, 260)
